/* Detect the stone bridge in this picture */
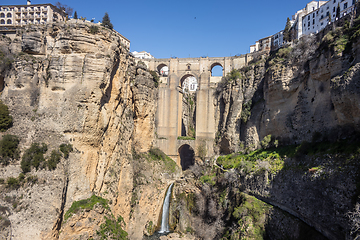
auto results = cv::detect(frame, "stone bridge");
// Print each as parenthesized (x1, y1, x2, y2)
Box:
(141, 55, 254, 170)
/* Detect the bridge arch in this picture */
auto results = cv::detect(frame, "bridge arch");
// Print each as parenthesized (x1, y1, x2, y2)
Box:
(157, 63, 168, 77)
(179, 73, 199, 87)
(178, 144, 195, 170)
(210, 62, 224, 76)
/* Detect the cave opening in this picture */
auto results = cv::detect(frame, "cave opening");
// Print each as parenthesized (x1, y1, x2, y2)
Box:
(178, 144, 195, 171)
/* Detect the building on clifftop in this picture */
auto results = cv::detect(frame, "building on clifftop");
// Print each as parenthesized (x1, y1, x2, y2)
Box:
(0, 1, 66, 27)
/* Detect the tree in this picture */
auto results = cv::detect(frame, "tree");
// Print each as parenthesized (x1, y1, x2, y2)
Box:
(283, 17, 292, 42)
(73, 11, 78, 19)
(336, 3, 340, 19)
(55, 2, 73, 17)
(0, 101, 12, 132)
(101, 12, 113, 30)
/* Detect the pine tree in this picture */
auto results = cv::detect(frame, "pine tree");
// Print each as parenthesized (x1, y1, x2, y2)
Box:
(336, 3, 340, 19)
(101, 12, 113, 30)
(283, 17, 292, 42)
(73, 11, 78, 19)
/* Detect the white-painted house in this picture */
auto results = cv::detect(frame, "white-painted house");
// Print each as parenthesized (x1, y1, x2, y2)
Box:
(302, 0, 357, 36)
(132, 51, 154, 59)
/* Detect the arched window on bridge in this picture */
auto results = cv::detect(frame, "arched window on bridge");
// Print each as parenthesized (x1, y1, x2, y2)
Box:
(211, 63, 223, 77)
(178, 144, 195, 171)
(0, 20, 4, 25)
(0, 13, 5, 18)
(157, 64, 168, 77)
(6, 13, 11, 18)
(6, 19, 11, 25)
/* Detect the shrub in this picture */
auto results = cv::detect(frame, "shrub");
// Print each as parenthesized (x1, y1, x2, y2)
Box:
(6, 177, 20, 189)
(0, 101, 12, 132)
(260, 135, 272, 149)
(64, 195, 109, 221)
(0, 134, 19, 165)
(47, 150, 62, 170)
(149, 70, 159, 87)
(89, 25, 99, 34)
(21, 143, 48, 173)
(148, 147, 178, 173)
(241, 100, 252, 123)
(97, 215, 128, 240)
(60, 143, 73, 159)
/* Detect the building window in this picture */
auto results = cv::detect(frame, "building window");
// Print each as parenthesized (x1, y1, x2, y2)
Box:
(344, 3, 348, 9)
(333, 7, 336, 12)
(6, 19, 11, 24)
(313, 19, 315, 24)
(308, 21, 310, 27)
(353, 0, 355, 5)
(6, 13, 11, 18)
(0, 19, 4, 24)
(326, 11, 329, 16)
(313, 13, 315, 18)
(0, 13, 4, 18)
(308, 15, 310, 20)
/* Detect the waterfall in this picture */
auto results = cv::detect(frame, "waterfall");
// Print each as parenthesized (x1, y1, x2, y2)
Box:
(159, 183, 174, 233)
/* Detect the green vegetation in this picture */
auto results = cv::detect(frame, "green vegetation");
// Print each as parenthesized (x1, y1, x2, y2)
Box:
(147, 147, 178, 173)
(260, 134, 272, 149)
(60, 143, 73, 159)
(21, 143, 48, 173)
(73, 11, 78, 19)
(217, 138, 360, 175)
(241, 100, 252, 123)
(89, 25, 99, 34)
(149, 70, 160, 87)
(0, 101, 13, 132)
(47, 150, 61, 170)
(64, 195, 110, 221)
(0, 134, 19, 165)
(4, 173, 37, 189)
(177, 192, 196, 212)
(200, 172, 216, 186)
(231, 193, 271, 240)
(101, 12, 113, 30)
(283, 17, 292, 42)
(268, 46, 292, 66)
(177, 136, 195, 140)
(97, 215, 128, 240)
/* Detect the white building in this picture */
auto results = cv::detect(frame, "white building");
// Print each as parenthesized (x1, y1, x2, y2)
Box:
(272, 30, 284, 51)
(0, 1, 66, 26)
(132, 51, 154, 59)
(302, 0, 357, 36)
(250, 0, 358, 53)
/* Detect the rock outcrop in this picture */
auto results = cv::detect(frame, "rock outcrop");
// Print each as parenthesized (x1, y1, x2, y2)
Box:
(0, 20, 170, 240)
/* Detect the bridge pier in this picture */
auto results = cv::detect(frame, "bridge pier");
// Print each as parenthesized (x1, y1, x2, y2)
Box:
(145, 55, 251, 168)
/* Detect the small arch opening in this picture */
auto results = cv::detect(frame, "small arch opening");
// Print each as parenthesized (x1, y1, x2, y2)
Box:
(178, 144, 195, 171)
(6, 13, 11, 18)
(157, 64, 168, 77)
(0, 13, 4, 18)
(211, 63, 223, 77)
(6, 19, 11, 25)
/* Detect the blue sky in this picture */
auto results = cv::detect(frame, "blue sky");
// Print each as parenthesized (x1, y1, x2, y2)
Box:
(7, 0, 317, 58)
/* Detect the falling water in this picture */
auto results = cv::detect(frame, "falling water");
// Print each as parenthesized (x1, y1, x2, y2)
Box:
(159, 183, 174, 233)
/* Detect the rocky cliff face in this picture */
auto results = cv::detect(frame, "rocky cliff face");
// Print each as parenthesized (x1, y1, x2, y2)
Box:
(215, 12, 360, 151)
(0, 20, 174, 240)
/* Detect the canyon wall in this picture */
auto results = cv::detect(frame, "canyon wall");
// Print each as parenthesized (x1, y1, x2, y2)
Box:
(0, 21, 180, 240)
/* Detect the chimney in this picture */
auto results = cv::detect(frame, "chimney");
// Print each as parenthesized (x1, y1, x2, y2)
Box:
(27, 0, 31, 5)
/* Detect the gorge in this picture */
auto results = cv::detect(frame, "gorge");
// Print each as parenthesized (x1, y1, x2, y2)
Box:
(0, 3, 360, 240)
